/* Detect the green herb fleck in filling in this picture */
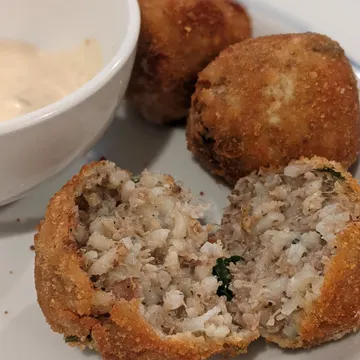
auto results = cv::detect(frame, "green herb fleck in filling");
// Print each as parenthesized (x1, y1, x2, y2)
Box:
(131, 175, 141, 183)
(212, 256, 244, 301)
(315, 167, 345, 181)
(65, 336, 79, 343)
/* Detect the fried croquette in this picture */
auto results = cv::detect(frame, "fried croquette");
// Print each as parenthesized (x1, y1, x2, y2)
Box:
(34, 157, 360, 358)
(126, 0, 252, 124)
(187, 32, 360, 185)
(220, 156, 360, 348)
(34, 161, 257, 360)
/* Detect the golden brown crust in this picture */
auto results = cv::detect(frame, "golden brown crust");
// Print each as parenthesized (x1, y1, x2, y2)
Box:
(260, 157, 360, 348)
(127, 0, 252, 124)
(34, 161, 256, 360)
(301, 222, 360, 343)
(93, 300, 254, 360)
(35, 157, 360, 353)
(34, 163, 99, 340)
(187, 33, 360, 185)
(263, 223, 360, 348)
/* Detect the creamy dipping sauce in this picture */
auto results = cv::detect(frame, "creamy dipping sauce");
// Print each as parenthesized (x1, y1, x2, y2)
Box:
(0, 38, 102, 122)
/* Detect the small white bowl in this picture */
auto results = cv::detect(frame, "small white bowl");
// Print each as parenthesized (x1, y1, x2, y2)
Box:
(0, 0, 140, 205)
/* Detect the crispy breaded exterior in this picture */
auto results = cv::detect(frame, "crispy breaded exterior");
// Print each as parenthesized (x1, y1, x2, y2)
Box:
(126, 0, 251, 124)
(187, 33, 360, 185)
(34, 161, 255, 360)
(260, 157, 360, 348)
(264, 223, 360, 348)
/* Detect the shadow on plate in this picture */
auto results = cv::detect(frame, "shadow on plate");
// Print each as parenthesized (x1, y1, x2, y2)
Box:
(0, 303, 101, 360)
(208, 340, 268, 360)
(349, 156, 360, 177)
(215, 333, 360, 360)
(263, 332, 360, 360)
(82, 348, 102, 358)
(190, 155, 232, 190)
(239, 339, 268, 360)
(3, 302, 360, 360)
(94, 102, 173, 174)
(0, 218, 41, 236)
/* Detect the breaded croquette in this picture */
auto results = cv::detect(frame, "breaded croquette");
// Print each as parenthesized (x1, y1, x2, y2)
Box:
(221, 156, 360, 348)
(127, 0, 251, 124)
(187, 33, 360, 185)
(34, 161, 257, 360)
(35, 157, 360, 359)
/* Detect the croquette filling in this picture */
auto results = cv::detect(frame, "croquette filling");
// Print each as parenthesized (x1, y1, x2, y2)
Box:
(73, 163, 243, 339)
(221, 162, 360, 340)
(72, 161, 358, 342)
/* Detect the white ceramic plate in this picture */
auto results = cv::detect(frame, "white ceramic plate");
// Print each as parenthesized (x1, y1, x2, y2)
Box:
(1, 2, 360, 360)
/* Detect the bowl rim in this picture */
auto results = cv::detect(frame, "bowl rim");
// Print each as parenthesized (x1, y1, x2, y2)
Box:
(0, 0, 140, 136)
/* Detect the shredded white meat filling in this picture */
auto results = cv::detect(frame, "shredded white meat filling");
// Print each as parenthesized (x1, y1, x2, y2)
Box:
(221, 161, 359, 339)
(72, 160, 360, 343)
(74, 163, 235, 338)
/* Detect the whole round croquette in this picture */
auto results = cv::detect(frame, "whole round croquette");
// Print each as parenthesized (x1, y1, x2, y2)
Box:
(220, 156, 360, 348)
(187, 32, 360, 185)
(34, 161, 257, 360)
(126, 0, 251, 124)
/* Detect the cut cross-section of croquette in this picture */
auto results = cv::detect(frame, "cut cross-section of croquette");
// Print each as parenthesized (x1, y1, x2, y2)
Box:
(34, 157, 360, 359)
(220, 156, 360, 348)
(34, 161, 256, 360)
